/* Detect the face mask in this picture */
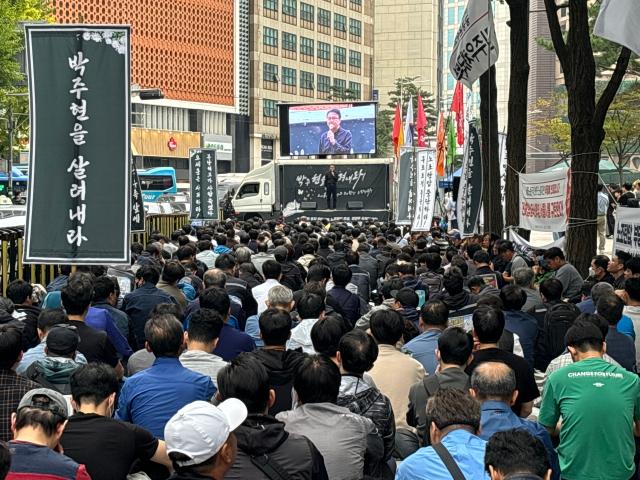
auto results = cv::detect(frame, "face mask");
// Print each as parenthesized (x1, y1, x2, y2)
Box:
(588, 267, 596, 277)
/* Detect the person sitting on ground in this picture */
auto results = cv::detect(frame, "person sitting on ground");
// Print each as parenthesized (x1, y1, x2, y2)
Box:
(179, 309, 227, 389)
(403, 300, 449, 375)
(156, 260, 188, 310)
(310, 314, 350, 365)
(396, 389, 489, 480)
(25, 325, 82, 395)
(542, 247, 583, 301)
(434, 268, 478, 319)
(91, 276, 132, 343)
(289, 293, 325, 354)
(407, 326, 473, 446)
(6, 279, 41, 350)
(276, 355, 383, 480)
(484, 429, 553, 480)
(597, 294, 636, 372)
(393, 287, 421, 328)
(513, 267, 544, 312)
(337, 330, 396, 471)
(164, 399, 248, 480)
(116, 313, 215, 439)
(470, 362, 559, 479)
(61, 363, 171, 480)
(500, 285, 538, 368)
(217, 353, 329, 480)
(250, 259, 282, 316)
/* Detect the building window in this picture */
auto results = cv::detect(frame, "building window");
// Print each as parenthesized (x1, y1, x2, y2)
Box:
(349, 18, 361, 37)
(318, 8, 331, 27)
(349, 81, 361, 100)
(447, 74, 454, 90)
(334, 46, 346, 64)
(301, 70, 314, 89)
(447, 29, 455, 47)
(301, 2, 314, 21)
(334, 78, 346, 91)
(263, 63, 278, 82)
(349, 50, 361, 67)
(300, 36, 314, 56)
(457, 6, 464, 20)
(283, 0, 297, 16)
(264, 0, 277, 11)
(263, 99, 278, 118)
(282, 67, 297, 86)
(282, 32, 297, 51)
(350, 0, 362, 4)
(349, 0, 362, 11)
(317, 74, 331, 92)
(448, 7, 455, 24)
(263, 27, 278, 47)
(334, 13, 347, 32)
(318, 41, 331, 60)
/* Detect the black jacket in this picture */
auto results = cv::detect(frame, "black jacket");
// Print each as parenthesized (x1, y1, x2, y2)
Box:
(226, 414, 329, 480)
(280, 262, 304, 292)
(358, 253, 380, 290)
(249, 349, 306, 416)
(327, 287, 363, 329)
(13, 304, 41, 350)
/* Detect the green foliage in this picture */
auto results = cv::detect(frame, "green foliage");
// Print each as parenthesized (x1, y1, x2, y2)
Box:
(327, 85, 359, 101)
(376, 109, 394, 157)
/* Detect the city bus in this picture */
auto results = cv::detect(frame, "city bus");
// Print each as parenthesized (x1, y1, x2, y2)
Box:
(0, 167, 29, 203)
(137, 167, 178, 202)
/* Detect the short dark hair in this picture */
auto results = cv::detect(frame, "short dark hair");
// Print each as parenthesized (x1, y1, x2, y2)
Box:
(596, 293, 624, 326)
(61, 277, 94, 315)
(162, 261, 186, 284)
(395, 287, 419, 308)
(472, 306, 505, 344)
(135, 264, 161, 285)
(331, 264, 352, 287)
(294, 354, 341, 404)
(92, 276, 116, 302)
(443, 270, 464, 295)
(592, 254, 609, 271)
(543, 247, 565, 261)
(215, 253, 237, 271)
(426, 388, 480, 432)
(188, 309, 224, 343)
(307, 264, 331, 283)
(499, 285, 527, 311)
(144, 314, 184, 357)
(151, 302, 184, 320)
(37, 309, 69, 333)
(485, 429, 551, 478)
(370, 309, 404, 345)
(310, 315, 349, 357)
(199, 287, 230, 317)
(70, 363, 120, 405)
(297, 293, 325, 319)
(344, 250, 359, 266)
(539, 278, 563, 302)
(438, 327, 473, 366)
(259, 308, 292, 346)
(15, 400, 66, 437)
(6, 280, 33, 305)
(626, 276, 640, 302)
(326, 108, 341, 118)
(0, 324, 22, 368)
(425, 252, 442, 271)
(217, 353, 270, 414)
(496, 241, 515, 255)
(262, 260, 282, 280)
(421, 300, 449, 327)
(338, 330, 378, 374)
(565, 320, 604, 352)
(472, 250, 491, 265)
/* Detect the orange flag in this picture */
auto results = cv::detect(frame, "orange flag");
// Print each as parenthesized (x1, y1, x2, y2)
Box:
(436, 111, 446, 176)
(392, 103, 403, 157)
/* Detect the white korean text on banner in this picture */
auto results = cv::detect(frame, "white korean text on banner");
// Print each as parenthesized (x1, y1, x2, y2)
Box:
(395, 148, 416, 225)
(456, 123, 483, 236)
(131, 158, 145, 232)
(508, 229, 566, 257)
(412, 149, 438, 231)
(518, 168, 569, 232)
(499, 132, 507, 222)
(449, 0, 499, 88)
(189, 148, 219, 221)
(613, 207, 640, 256)
(24, 25, 131, 264)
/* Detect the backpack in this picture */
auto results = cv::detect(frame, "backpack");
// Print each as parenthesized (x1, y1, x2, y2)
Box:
(543, 302, 579, 360)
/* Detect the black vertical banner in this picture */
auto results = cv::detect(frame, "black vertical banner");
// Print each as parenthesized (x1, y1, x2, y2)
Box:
(395, 148, 416, 225)
(24, 25, 131, 264)
(131, 157, 145, 232)
(189, 148, 219, 221)
(456, 123, 483, 235)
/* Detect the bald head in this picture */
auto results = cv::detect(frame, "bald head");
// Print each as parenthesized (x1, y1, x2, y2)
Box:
(204, 268, 227, 289)
(471, 362, 516, 403)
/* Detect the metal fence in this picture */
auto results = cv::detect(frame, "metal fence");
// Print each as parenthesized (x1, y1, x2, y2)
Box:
(0, 213, 190, 295)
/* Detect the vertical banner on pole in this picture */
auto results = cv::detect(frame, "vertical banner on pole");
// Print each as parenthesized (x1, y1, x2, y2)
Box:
(412, 149, 438, 231)
(456, 123, 483, 236)
(498, 132, 507, 223)
(395, 147, 416, 225)
(189, 148, 219, 222)
(131, 157, 145, 233)
(24, 25, 131, 264)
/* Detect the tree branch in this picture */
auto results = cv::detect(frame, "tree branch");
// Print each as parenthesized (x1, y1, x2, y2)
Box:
(543, 0, 569, 71)
(594, 47, 632, 129)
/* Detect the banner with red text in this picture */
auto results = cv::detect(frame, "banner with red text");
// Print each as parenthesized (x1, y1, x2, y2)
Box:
(518, 168, 569, 232)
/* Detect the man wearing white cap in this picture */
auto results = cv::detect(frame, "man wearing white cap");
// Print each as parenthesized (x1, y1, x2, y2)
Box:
(165, 398, 248, 480)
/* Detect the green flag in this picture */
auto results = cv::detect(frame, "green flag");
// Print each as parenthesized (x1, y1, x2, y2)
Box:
(447, 117, 456, 166)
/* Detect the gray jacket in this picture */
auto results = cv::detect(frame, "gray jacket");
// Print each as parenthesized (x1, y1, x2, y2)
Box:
(276, 402, 382, 480)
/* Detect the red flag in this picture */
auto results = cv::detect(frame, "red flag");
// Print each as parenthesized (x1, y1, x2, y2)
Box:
(416, 94, 427, 147)
(451, 81, 464, 146)
(392, 103, 403, 157)
(436, 112, 446, 177)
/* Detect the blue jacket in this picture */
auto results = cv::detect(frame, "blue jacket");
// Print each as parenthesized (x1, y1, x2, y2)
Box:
(85, 307, 132, 359)
(213, 324, 256, 361)
(327, 286, 361, 329)
(606, 327, 637, 372)
(122, 283, 177, 349)
(504, 310, 538, 368)
(403, 329, 442, 375)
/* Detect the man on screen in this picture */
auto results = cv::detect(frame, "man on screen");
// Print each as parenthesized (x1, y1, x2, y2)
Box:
(324, 164, 338, 210)
(319, 109, 352, 155)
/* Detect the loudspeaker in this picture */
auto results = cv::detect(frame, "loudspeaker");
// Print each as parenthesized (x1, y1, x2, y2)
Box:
(300, 201, 317, 210)
(347, 201, 364, 210)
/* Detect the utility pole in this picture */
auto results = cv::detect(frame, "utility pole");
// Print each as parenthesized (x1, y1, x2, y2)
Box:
(7, 107, 14, 199)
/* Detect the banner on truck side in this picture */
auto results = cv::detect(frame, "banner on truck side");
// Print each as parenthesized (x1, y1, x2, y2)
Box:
(24, 25, 131, 264)
(518, 168, 569, 232)
(613, 207, 640, 256)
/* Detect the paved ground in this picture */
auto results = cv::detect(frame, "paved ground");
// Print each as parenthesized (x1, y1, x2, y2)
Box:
(529, 230, 614, 256)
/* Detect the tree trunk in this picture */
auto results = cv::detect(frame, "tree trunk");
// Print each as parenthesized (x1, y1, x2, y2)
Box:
(480, 66, 504, 235)
(505, 0, 530, 239)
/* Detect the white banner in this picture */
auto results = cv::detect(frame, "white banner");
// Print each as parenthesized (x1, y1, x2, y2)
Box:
(412, 149, 438, 231)
(519, 168, 569, 232)
(594, 0, 640, 57)
(449, 0, 499, 88)
(613, 207, 640, 256)
(499, 132, 507, 222)
(508, 229, 566, 257)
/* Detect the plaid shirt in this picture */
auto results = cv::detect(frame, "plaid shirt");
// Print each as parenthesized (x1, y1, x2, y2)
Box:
(0, 369, 39, 442)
